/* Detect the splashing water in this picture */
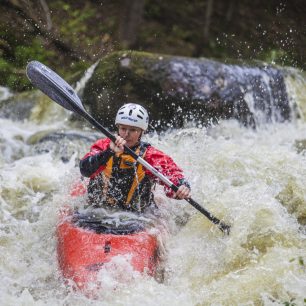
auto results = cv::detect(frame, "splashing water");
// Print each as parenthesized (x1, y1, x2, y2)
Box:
(0, 72, 306, 305)
(0, 86, 13, 101)
(74, 61, 100, 97)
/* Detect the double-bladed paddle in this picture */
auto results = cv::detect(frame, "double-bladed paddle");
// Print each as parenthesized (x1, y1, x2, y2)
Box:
(26, 60, 231, 234)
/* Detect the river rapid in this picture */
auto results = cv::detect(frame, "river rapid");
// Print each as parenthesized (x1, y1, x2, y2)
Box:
(0, 75, 306, 305)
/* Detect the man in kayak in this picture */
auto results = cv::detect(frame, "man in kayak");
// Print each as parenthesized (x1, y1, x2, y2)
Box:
(79, 103, 191, 212)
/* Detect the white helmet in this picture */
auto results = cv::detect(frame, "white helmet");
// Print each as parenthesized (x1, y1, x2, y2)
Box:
(115, 103, 149, 131)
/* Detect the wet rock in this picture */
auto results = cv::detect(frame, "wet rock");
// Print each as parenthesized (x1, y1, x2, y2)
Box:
(28, 130, 101, 163)
(0, 90, 67, 124)
(0, 91, 40, 121)
(83, 51, 293, 130)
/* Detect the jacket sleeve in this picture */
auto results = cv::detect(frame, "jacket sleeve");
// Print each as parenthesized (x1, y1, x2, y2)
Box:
(79, 138, 113, 178)
(144, 146, 190, 198)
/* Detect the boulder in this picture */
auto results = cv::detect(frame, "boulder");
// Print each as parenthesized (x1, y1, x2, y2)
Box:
(82, 51, 293, 130)
(27, 129, 101, 163)
(0, 91, 40, 121)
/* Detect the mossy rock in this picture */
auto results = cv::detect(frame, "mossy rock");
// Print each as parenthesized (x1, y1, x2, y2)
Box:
(83, 50, 292, 130)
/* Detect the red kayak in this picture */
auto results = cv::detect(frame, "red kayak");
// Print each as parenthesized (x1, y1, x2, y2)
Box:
(56, 183, 160, 297)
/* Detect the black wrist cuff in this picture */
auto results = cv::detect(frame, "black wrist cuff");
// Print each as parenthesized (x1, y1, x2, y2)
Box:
(96, 148, 114, 164)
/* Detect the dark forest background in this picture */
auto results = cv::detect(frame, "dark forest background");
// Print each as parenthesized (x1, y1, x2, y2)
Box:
(1, 0, 305, 91)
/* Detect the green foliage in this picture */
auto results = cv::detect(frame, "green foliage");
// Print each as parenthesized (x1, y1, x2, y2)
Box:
(283, 299, 297, 306)
(51, 1, 96, 46)
(259, 49, 295, 67)
(283, 296, 306, 306)
(15, 38, 55, 66)
(0, 0, 306, 91)
(0, 37, 56, 91)
(0, 57, 10, 73)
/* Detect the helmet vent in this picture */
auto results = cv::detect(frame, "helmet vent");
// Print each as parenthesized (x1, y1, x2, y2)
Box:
(137, 115, 143, 119)
(129, 110, 133, 116)
(119, 111, 124, 114)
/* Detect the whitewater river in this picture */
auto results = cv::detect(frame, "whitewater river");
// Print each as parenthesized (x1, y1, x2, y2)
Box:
(0, 75, 306, 305)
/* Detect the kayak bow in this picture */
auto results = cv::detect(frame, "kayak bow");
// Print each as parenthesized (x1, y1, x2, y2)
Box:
(56, 205, 159, 296)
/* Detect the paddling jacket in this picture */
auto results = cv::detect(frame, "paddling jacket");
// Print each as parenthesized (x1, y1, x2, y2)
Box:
(79, 138, 190, 212)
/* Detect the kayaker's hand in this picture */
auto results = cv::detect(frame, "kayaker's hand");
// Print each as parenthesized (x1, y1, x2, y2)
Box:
(110, 136, 126, 153)
(174, 185, 191, 200)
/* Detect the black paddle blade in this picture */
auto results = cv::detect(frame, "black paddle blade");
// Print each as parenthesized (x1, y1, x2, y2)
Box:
(219, 222, 231, 235)
(26, 61, 84, 112)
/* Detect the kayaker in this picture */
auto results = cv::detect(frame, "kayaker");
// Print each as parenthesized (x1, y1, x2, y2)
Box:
(79, 103, 191, 212)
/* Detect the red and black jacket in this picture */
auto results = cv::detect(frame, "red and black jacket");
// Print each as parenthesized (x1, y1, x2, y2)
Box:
(80, 138, 190, 211)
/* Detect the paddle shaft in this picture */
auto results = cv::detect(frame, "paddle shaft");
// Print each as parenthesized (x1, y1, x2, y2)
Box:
(26, 60, 230, 234)
(72, 103, 230, 234)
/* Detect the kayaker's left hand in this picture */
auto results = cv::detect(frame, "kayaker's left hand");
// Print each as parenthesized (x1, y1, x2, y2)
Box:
(174, 185, 191, 199)
(110, 136, 126, 153)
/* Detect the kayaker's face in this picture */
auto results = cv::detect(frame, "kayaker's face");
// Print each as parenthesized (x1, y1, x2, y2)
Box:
(118, 124, 142, 147)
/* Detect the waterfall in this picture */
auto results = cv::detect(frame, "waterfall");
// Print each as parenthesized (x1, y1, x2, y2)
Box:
(0, 86, 13, 101)
(74, 60, 100, 97)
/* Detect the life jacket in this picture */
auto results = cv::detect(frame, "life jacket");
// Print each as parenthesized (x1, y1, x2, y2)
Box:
(87, 142, 155, 212)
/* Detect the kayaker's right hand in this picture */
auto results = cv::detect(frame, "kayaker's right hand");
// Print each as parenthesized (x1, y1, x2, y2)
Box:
(110, 136, 126, 153)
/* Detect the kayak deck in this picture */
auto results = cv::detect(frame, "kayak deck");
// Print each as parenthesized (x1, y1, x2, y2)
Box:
(56, 209, 159, 296)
